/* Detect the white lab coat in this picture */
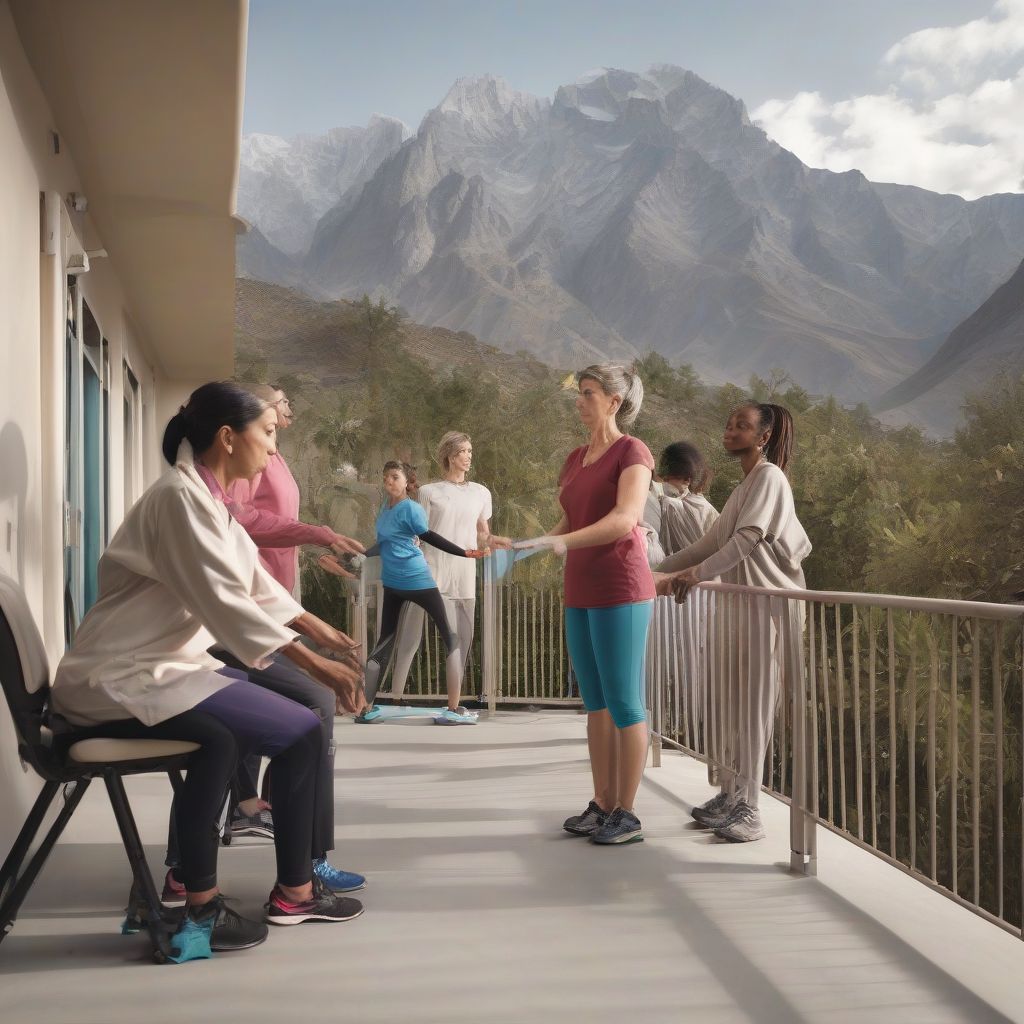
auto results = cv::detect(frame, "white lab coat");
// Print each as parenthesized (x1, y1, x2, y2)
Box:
(52, 443, 303, 727)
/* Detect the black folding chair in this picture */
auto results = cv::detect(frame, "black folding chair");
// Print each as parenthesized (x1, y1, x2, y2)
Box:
(0, 572, 197, 963)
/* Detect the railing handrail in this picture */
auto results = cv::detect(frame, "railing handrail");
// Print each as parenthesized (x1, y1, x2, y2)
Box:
(690, 580, 1024, 621)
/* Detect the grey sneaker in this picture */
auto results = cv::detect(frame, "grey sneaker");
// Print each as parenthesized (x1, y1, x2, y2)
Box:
(691, 791, 736, 828)
(713, 801, 765, 843)
(230, 808, 274, 840)
(562, 800, 609, 836)
(591, 808, 644, 845)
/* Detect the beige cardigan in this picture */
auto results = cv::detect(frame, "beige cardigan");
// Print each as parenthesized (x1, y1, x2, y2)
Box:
(52, 444, 303, 726)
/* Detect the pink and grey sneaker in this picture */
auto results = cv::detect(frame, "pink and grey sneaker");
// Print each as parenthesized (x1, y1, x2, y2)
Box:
(161, 867, 187, 908)
(266, 875, 364, 926)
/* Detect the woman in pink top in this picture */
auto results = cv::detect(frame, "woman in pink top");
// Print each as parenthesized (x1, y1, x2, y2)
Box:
(227, 385, 363, 594)
(520, 364, 655, 846)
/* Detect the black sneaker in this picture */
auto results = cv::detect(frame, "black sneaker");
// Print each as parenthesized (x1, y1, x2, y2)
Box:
(562, 800, 609, 836)
(185, 894, 269, 953)
(266, 875, 364, 926)
(230, 809, 275, 840)
(591, 807, 644, 845)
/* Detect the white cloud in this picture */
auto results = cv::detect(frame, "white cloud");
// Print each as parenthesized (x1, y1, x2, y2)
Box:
(752, 0, 1024, 198)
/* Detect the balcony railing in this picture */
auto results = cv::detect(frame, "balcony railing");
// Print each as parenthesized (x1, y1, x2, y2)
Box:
(346, 567, 1024, 937)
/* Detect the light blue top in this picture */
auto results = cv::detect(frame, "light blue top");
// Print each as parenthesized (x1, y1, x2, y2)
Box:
(376, 498, 435, 590)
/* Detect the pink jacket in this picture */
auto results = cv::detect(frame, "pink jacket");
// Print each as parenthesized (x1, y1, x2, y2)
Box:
(217, 453, 334, 592)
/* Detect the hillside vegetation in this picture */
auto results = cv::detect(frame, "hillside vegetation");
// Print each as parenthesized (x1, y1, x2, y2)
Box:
(235, 279, 1024, 609)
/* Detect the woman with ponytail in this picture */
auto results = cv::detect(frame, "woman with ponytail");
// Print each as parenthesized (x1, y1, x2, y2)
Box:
(519, 364, 655, 846)
(654, 403, 811, 843)
(53, 382, 367, 959)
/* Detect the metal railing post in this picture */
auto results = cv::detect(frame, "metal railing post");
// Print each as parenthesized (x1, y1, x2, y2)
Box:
(787, 596, 817, 875)
(481, 558, 497, 715)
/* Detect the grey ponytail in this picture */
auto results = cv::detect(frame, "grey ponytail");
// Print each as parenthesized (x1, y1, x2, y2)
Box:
(576, 363, 645, 429)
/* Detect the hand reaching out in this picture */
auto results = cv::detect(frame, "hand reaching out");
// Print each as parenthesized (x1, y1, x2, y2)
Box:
(513, 535, 567, 557)
(329, 533, 365, 556)
(318, 553, 356, 579)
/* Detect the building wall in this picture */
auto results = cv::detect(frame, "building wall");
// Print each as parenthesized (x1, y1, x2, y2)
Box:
(0, 5, 208, 850)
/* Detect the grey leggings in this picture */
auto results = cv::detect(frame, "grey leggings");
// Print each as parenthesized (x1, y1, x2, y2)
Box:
(363, 586, 463, 705)
(388, 596, 476, 697)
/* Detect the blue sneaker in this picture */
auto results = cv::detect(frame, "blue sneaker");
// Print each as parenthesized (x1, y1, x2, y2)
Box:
(434, 708, 478, 726)
(355, 705, 383, 724)
(313, 858, 366, 892)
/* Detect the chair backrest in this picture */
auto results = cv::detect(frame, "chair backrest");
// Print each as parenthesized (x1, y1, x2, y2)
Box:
(0, 571, 61, 779)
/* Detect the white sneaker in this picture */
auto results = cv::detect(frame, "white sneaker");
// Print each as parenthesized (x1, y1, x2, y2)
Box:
(713, 801, 765, 843)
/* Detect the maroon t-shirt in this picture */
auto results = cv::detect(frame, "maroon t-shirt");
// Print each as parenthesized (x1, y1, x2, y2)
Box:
(559, 435, 656, 609)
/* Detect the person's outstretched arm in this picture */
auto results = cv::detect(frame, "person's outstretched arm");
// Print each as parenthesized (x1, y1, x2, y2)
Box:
(418, 530, 488, 558)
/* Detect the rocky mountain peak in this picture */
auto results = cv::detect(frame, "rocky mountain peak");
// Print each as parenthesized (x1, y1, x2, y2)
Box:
(436, 74, 545, 121)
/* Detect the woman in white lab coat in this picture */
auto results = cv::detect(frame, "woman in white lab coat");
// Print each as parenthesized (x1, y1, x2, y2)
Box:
(655, 403, 811, 843)
(52, 382, 366, 957)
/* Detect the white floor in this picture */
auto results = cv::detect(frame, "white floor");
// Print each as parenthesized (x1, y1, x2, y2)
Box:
(1, 710, 1021, 1024)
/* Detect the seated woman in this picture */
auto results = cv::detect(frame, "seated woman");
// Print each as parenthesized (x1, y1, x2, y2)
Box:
(51, 381, 367, 957)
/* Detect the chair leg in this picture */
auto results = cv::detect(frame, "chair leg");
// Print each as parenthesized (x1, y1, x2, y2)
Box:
(103, 770, 173, 963)
(0, 778, 89, 944)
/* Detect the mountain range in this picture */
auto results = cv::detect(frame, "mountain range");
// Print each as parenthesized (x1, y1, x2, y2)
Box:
(237, 65, 1024, 425)
(874, 256, 1024, 434)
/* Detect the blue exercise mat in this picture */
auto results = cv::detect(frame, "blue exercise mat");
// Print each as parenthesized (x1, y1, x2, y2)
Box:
(366, 705, 442, 719)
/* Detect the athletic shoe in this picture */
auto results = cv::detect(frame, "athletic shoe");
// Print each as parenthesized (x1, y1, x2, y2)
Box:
(713, 801, 766, 843)
(161, 867, 187, 908)
(434, 708, 478, 726)
(591, 808, 644, 845)
(453, 705, 479, 718)
(691, 791, 736, 828)
(355, 705, 383, 724)
(230, 808, 275, 840)
(562, 800, 609, 837)
(266, 876, 364, 926)
(168, 894, 268, 961)
(313, 858, 366, 893)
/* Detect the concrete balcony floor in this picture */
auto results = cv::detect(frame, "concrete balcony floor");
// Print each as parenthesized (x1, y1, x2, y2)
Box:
(1, 710, 1020, 1023)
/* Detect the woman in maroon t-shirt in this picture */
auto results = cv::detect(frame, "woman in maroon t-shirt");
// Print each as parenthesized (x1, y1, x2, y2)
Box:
(520, 364, 655, 845)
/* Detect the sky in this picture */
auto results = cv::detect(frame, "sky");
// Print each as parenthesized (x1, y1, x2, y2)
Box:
(244, 0, 1023, 197)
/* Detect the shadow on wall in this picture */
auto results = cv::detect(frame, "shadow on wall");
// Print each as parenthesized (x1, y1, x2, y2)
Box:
(0, 420, 37, 856)
(0, 421, 27, 584)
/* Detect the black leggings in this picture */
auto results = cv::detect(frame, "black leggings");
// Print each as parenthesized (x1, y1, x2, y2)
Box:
(210, 650, 337, 860)
(77, 681, 321, 891)
(363, 586, 455, 704)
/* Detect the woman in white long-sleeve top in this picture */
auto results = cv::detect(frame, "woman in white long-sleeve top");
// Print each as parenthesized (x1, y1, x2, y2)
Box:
(654, 403, 811, 843)
(642, 442, 719, 763)
(52, 382, 367, 958)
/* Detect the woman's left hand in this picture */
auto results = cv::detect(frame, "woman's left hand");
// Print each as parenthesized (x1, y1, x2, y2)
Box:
(488, 535, 513, 550)
(670, 567, 701, 603)
(514, 535, 567, 557)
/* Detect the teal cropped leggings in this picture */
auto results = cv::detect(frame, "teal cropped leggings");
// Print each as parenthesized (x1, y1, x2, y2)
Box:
(565, 601, 653, 728)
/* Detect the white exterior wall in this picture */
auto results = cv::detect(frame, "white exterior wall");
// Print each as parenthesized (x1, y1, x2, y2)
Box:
(0, 6, 209, 847)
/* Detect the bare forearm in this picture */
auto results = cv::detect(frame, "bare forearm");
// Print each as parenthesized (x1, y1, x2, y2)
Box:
(280, 638, 321, 676)
(561, 510, 638, 551)
(290, 611, 356, 652)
